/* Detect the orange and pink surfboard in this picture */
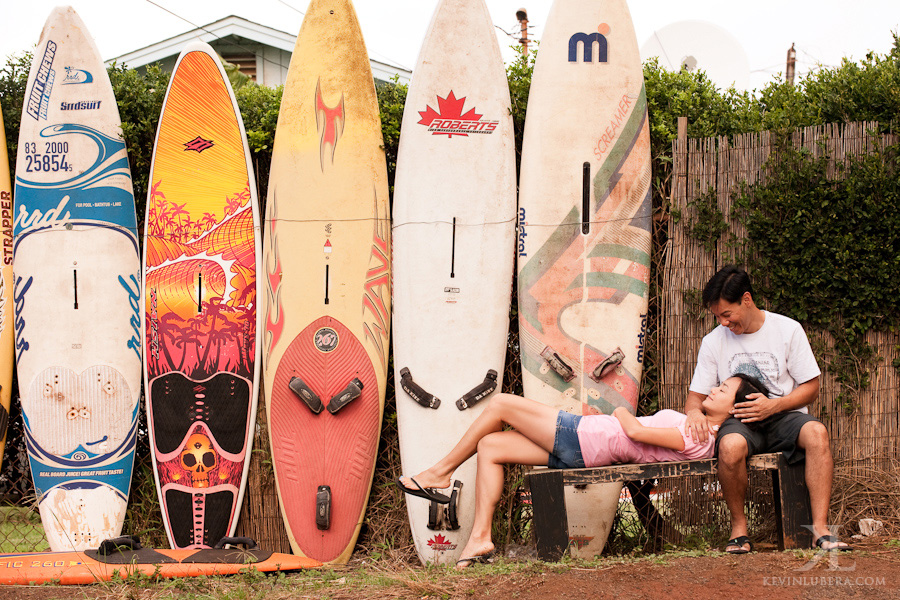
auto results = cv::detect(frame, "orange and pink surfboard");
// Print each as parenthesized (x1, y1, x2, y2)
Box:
(143, 42, 261, 549)
(263, 0, 391, 565)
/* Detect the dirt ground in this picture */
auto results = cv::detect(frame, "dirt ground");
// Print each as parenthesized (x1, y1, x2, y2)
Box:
(1, 538, 898, 600)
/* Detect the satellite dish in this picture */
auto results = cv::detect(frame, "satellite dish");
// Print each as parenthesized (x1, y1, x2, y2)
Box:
(641, 20, 750, 91)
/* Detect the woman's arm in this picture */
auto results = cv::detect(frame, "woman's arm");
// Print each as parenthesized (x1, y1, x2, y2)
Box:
(613, 407, 685, 451)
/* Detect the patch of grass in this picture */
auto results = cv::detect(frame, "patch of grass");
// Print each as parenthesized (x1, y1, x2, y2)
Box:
(0, 505, 48, 552)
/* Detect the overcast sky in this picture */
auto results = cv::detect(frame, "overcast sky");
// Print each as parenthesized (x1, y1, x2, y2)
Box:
(1, 0, 898, 92)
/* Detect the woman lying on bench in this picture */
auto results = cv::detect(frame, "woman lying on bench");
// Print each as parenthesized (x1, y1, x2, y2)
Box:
(398, 374, 766, 569)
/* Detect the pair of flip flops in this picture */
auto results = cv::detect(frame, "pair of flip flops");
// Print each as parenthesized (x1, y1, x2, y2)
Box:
(396, 477, 450, 504)
(815, 535, 853, 552)
(725, 535, 753, 554)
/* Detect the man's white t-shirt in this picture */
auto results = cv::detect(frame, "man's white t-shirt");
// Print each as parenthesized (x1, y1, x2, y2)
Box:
(689, 311, 821, 413)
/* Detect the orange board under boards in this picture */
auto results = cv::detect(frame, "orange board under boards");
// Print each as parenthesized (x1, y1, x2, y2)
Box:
(0, 538, 319, 585)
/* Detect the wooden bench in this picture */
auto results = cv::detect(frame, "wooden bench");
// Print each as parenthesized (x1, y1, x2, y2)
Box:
(525, 452, 812, 560)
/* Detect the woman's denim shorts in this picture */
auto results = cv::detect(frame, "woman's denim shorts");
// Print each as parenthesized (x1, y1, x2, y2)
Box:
(547, 410, 585, 469)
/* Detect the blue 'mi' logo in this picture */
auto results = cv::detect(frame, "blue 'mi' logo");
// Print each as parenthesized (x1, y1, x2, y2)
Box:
(568, 31, 609, 63)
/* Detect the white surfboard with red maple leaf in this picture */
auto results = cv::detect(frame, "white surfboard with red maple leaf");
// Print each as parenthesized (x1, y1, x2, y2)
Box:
(518, 0, 652, 557)
(392, 0, 516, 566)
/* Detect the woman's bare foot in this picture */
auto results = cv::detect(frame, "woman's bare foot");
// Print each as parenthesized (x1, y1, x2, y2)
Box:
(455, 540, 495, 570)
(398, 468, 452, 492)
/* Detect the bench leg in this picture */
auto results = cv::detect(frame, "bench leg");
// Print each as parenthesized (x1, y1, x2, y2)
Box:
(770, 454, 812, 550)
(528, 471, 568, 561)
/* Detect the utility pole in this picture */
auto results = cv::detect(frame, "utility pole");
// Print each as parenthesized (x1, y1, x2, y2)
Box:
(516, 8, 529, 55)
(786, 43, 797, 85)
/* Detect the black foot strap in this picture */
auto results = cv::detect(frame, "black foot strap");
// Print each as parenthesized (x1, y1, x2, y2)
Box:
(427, 480, 463, 531)
(428, 493, 441, 530)
(540, 346, 576, 382)
(447, 480, 463, 530)
(98, 535, 142, 555)
(214, 536, 259, 550)
(289, 376, 324, 414)
(316, 485, 331, 530)
(456, 370, 499, 410)
(327, 378, 363, 414)
(590, 347, 625, 382)
(399, 367, 441, 409)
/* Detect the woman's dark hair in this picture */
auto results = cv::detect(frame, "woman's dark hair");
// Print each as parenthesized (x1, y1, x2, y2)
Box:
(702, 265, 755, 308)
(732, 373, 769, 404)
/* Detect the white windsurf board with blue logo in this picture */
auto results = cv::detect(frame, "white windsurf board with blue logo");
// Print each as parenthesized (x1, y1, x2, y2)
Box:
(517, 0, 652, 557)
(14, 6, 141, 552)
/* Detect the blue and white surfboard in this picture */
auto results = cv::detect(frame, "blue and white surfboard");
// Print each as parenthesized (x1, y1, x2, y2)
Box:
(14, 6, 141, 552)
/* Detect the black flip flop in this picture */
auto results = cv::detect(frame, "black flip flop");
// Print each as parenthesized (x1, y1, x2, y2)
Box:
(815, 535, 853, 552)
(456, 549, 495, 569)
(396, 477, 451, 504)
(725, 535, 753, 554)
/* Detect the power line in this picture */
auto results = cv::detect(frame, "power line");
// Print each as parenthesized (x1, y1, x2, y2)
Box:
(142, 0, 290, 73)
(276, 0, 305, 15)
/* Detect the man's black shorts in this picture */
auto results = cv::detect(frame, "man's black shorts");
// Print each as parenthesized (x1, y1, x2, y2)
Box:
(715, 412, 821, 464)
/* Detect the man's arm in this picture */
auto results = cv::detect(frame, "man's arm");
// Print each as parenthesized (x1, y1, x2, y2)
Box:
(731, 377, 820, 423)
(684, 390, 711, 443)
(613, 407, 685, 451)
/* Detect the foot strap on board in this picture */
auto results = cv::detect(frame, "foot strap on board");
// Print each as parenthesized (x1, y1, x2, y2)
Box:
(399, 368, 441, 409)
(590, 347, 625, 382)
(456, 371, 499, 411)
(316, 485, 331, 530)
(98, 535, 142, 555)
(540, 346, 576, 382)
(214, 537, 259, 550)
(289, 376, 324, 414)
(327, 378, 364, 414)
(428, 480, 463, 531)
(447, 480, 463, 531)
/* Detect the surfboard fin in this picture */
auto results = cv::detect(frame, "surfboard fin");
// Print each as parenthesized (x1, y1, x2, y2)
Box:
(456, 370, 499, 410)
(316, 485, 331, 530)
(326, 378, 364, 414)
(289, 376, 324, 414)
(399, 368, 441, 409)
(589, 347, 625, 382)
(540, 346, 576, 382)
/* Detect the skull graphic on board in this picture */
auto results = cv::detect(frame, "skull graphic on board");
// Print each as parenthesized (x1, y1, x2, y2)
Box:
(181, 433, 217, 488)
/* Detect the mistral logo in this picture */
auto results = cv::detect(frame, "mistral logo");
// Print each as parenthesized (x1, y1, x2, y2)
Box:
(569, 24, 610, 63)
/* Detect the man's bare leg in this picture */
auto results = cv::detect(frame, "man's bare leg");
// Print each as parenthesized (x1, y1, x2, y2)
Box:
(718, 433, 751, 552)
(797, 421, 848, 550)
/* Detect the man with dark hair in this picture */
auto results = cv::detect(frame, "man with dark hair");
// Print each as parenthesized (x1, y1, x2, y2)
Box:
(684, 265, 850, 553)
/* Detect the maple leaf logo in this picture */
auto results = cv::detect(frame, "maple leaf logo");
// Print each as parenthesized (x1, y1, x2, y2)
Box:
(427, 534, 457, 550)
(418, 91, 483, 138)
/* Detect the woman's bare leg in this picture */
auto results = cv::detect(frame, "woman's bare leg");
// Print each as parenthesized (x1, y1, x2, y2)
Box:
(456, 430, 549, 568)
(399, 393, 560, 491)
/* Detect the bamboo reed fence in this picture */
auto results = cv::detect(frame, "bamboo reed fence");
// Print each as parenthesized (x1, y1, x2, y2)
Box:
(654, 121, 900, 544)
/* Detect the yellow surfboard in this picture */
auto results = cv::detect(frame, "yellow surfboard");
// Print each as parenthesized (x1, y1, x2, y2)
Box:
(0, 109, 12, 469)
(263, 0, 391, 565)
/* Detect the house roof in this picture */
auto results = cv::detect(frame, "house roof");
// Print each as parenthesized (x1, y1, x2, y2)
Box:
(106, 15, 411, 84)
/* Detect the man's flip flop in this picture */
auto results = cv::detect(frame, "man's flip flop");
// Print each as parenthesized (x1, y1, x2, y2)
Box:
(725, 535, 753, 554)
(816, 535, 853, 552)
(396, 477, 451, 504)
(456, 550, 495, 569)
